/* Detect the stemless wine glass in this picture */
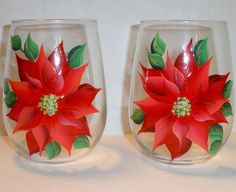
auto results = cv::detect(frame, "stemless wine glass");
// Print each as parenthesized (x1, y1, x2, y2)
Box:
(3, 19, 106, 163)
(129, 20, 234, 165)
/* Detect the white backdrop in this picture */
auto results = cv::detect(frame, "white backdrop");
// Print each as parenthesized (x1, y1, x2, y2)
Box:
(0, 0, 235, 135)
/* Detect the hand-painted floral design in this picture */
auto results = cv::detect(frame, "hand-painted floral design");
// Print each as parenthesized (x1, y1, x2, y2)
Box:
(4, 34, 100, 159)
(131, 34, 233, 160)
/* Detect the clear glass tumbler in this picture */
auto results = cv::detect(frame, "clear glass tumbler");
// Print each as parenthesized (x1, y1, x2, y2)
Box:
(3, 19, 106, 163)
(129, 20, 234, 165)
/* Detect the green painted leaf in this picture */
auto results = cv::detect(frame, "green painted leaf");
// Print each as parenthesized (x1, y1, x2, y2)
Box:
(151, 33, 166, 55)
(73, 135, 90, 149)
(194, 38, 209, 66)
(148, 52, 165, 70)
(209, 124, 223, 142)
(24, 33, 39, 60)
(223, 80, 233, 99)
(11, 35, 22, 51)
(210, 140, 222, 155)
(131, 108, 144, 124)
(4, 79, 9, 95)
(4, 91, 16, 108)
(221, 102, 233, 117)
(68, 44, 86, 68)
(44, 141, 61, 159)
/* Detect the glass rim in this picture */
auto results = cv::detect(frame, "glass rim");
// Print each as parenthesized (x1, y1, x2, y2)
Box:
(140, 19, 227, 25)
(11, 19, 97, 25)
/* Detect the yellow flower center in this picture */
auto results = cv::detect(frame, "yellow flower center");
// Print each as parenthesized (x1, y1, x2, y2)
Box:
(38, 94, 59, 116)
(172, 97, 191, 117)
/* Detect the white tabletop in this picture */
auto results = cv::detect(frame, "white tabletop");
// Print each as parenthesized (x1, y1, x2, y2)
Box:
(0, 133, 236, 192)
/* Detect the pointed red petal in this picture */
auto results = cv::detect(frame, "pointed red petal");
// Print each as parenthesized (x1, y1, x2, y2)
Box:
(138, 115, 158, 133)
(7, 100, 25, 121)
(42, 56, 64, 93)
(186, 118, 212, 151)
(164, 53, 185, 89)
(165, 133, 192, 160)
(152, 116, 175, 150)
(172, 118, 189, 147)
(62, 83, 100, 116)
(56, 114, 91, 136)
(50, 120, 76, 155)
(175, 39, 197, 78)
(191, 105, 216, 122)
(13, 107, 42, 133)
(9, 80, 41, 106)
(26, 130, 40, 155)
(211, 109, 227, 123)
(48, 41, 68, 78)
(135, 97, 172, 119)
(141, 75, 179, 103)
(184, 57, 212, 101)
(199, 73, 229, 114)
(32, 125, 50, 154)
(16, 54, 35, 81)
(60, 64, 88, 95)
(140, 63, 163, 76)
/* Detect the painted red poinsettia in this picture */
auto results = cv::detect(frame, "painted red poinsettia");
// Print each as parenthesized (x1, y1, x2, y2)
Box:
(135, 39, 229, 159)
(7, 42, 100, 155)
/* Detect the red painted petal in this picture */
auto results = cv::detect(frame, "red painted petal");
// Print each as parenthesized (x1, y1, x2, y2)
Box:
(199, 73, 229, 114)
(140, 63, 163, 76)
(172, 118, 188, 147)
(26, 130, 40, 155)
(152, 116, 175, 150)
(186, 118, 212, 151)
(42, 57, 64, 93)
(184, 57, 212, 101)
(59, 109, 84, 119)
(56, 114, 91, 136)
(62, 83, 100, 116)
(48, 41, 68, 78)
(211, 110, 227, 123)
(7, 100, 25, 121)
(32, 125, 50, 154)
(16, 54, 35, 81)
(164, 53, 185, 89)
(25, 74, 43, 90)
(13, 107, 42, 133)
(175, 39, 197, 78)
(135, 97, 172, 119)
(61, 64, 88, 95)
(165, 133, 192, 160)
(191, 105, 216, 122)
(9, 80, 41, 105)
(50, 120, 76, 155)
(138, 115, 158, 133)
(141, 75, 179, 103)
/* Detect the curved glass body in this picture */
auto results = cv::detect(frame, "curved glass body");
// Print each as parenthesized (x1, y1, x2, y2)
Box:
(3, 19, 106, 163)
(129, 20, 234, 165)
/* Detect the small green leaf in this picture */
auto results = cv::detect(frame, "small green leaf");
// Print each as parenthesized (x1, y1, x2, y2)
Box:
(11, 35, 22, 51)
(221, 102, 233, 117)
(210, 140, 222, 155)
(223, 80, 233, 99)
(44, 141, 61, 159)
(4, 91, 16, 108)
(131, 108, 144, 124)
(24, 33, 39, 60)
(151, 33, 166, 55)
(73, 135, 90, 149)
(209, 124, 223, 142)
(148, 52, 165, 70)
(194, 38, 209, 66)
(4, 79, 9, 95)
(68, 44, 86, 68)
